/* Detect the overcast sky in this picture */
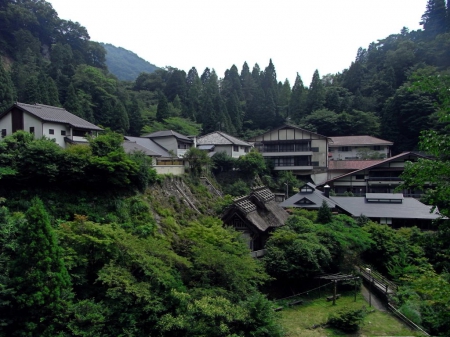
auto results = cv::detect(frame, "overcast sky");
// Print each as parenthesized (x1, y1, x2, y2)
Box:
(47, 0, 427, 85)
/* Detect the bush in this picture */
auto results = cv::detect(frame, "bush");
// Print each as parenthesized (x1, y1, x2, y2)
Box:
(327, 306, 366, 333)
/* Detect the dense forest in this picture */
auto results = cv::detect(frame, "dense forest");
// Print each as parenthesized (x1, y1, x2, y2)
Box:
(1, 0, 450, 153)
(101, 43, 159, 82)
(1, 0, 450, 336)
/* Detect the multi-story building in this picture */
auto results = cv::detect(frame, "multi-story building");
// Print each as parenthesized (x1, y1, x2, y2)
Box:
(329, 135, 393, 160)
(248, 124, 329, 181)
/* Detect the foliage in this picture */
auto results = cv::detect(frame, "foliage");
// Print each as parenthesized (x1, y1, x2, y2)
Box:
(327, 306, 367, 333)
(4, 197, 70, 336)
(184, 147, 211, 177)
(236, 149, 267, 178)
(222, 179, 250, 197)
(316, 200, 332, 224)
(264, 214, 371, 284)
(101, 43, 158, 81)
(211, 151, 236, 173)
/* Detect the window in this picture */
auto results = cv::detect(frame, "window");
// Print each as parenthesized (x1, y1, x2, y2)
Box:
(373, 145, 381, 151)
(61, 130, 66, 136)
(244, 147, 249, 153)
(233, 145, 239, 152)
(340, 146, 350, 152)
(178, 143, 190, 149)
(1, 129, 6, 138)
(294, 198, 314, 205)
(355, 175, 364, 180)
(29, 127, 34, 134)
(49, 129, 54, 135)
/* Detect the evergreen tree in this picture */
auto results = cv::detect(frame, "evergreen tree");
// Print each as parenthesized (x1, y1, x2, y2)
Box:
(278, 79, 291, 119)
(306, 70, 325, 114)
(23, 75, 41, 104)
(7, 197, 70, 336)
(156, 92, 169, 122)
(64, 82, 84, 118)
(0, 60, 16, 112)
(127, 97, 143, 136)
(289, 73, 306, 122)
(317, 200, 332, 224)
(47, 76, 60, 106)
(186, 67, 202, 121)
(421, 0, 448, 36)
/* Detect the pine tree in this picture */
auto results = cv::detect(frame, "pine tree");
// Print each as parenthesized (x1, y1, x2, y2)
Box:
(7, 197, 70, 335)
(317, 200, 332, 224)
(64, 82, 83, 117)
(421, 0, 448, 36)
(127, 97, 143, 136)
(0, 60, 16, 113)
(156, 92, 169, 122)
(306, 70, 325, 114)
(289, 73, 306, 122)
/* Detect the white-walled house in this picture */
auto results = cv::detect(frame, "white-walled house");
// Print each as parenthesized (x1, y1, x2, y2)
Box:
(141, 130, 194, 158)
(329, 135, 393, 160)
(248, 124, 329, 180)
(0, 102, 102, 148)
(196, 131, 252, 158)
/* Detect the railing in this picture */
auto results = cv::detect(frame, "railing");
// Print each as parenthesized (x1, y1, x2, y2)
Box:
(256, 147, 314, 153)
(367, 177, 402, 181)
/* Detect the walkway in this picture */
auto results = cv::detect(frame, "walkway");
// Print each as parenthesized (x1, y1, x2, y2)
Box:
(361, 284, 386, 311)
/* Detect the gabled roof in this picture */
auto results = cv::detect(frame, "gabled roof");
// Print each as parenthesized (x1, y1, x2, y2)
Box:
(329, 135, 393, 146)
(123, 141, 162, 157)
(247, 123, 329, 141)
(124, 136, 172, 157)
(197, 131, 252, 147)
(279, 183, 337, 209)
(318, 152, 429, 187)
(330, 195, 440, 220)
(2, 103, 103, 131)
(141, 130, 193, 143)
(328, 160, 384, 170)
(223, 186, 288, 232)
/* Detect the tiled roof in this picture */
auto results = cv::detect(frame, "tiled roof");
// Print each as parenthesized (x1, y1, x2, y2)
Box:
(142, 130, 193, 142)
(122, 140, 162, 157)
(328, 160, 384, 170)
(247, 123, 329, 141)
(9, 103, 103, 131)
(124, 136, 172, 157)
(329, 135, 393, 146)
(197, 131, 252, 146)
(331, 196, 441, 220)
(318, 152, 429, 187)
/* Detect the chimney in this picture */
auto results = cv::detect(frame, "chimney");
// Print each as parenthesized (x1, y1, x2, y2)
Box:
(324, 185, 330, 198)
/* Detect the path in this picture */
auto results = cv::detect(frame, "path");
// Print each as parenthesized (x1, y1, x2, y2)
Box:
(361, 284, 387, 311)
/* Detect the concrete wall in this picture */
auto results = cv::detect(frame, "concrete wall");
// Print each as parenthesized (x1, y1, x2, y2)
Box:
(154, 165, 185, 175)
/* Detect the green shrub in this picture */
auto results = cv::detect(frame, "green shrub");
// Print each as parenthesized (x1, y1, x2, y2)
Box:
(327, 306, 367, 333)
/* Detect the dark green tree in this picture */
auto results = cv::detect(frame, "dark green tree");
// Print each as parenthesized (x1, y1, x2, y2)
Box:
(7, 197, 70, 336)
(421, 0, 448, 36)
(306, 69, 325, 114)
(289, 73, 306, 122)
(156, 92, 169, 122)
(64, 82, 84, 118)
(317, 200, 332, 224)
(0, 60, 15, 112)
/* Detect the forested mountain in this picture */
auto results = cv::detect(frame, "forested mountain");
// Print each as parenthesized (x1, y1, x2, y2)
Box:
(1, 0, 450, 151)
(101, 43, 158, 81)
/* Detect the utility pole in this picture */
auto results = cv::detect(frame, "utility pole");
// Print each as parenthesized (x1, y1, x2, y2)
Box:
(366, 268, 372, 307)
(333, 280, 337, 305)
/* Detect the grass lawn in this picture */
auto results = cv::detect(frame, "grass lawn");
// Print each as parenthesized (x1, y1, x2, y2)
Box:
(279, 293, 422, 336)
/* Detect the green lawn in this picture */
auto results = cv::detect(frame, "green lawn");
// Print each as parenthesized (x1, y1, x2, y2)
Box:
(279, 293, 421, 336)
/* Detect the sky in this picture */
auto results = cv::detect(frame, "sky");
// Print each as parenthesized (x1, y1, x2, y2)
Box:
(47, 0, 427, 85)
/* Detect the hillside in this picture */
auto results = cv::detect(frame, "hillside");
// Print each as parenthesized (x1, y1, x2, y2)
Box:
(101, 43, 159, 81)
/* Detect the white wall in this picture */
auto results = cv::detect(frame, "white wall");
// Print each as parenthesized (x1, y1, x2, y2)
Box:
(154, 165, 185, 175)
(42, 122, 70, 148)
(0, 113, 12, 138)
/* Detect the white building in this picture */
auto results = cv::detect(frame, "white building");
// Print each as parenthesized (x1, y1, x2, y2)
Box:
(329, 135, 393, 160)
(196, 131, 252, 158)
(0, 102, 102, 148)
